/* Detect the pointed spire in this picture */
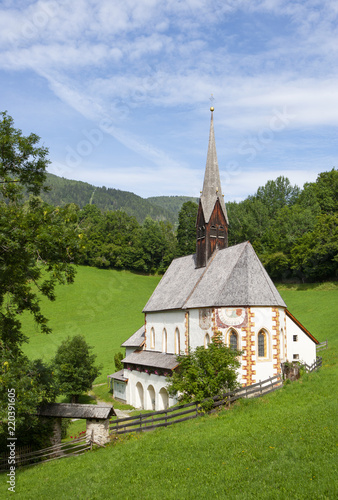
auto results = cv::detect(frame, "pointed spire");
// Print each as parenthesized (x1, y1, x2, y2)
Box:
(200, 108, 228, 224)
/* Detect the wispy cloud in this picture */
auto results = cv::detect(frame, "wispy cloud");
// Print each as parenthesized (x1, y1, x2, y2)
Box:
(1, 0, 337, 198)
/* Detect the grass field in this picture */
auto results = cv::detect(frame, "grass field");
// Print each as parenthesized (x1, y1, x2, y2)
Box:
(21, 266, 161, 384)
(11, 268, 337, 499)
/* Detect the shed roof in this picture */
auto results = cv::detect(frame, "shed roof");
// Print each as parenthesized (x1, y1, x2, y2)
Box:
(143, 241, 286, 312)
(108, 370, 128, 382)
(123, 350, 179, 370)
(37, 403, 115, 419)
(121, 326, 145, 348)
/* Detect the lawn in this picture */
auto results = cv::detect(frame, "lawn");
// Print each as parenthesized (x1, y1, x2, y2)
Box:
(9, 272, 338, 499)
(21, 266, 161, 384)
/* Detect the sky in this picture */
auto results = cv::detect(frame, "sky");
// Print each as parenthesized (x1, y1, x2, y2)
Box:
(0, 0, 337, 202)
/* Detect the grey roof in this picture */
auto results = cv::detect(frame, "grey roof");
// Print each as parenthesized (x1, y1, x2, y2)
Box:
(109, 370, 128, 382)
(123, 350, 179, 370)
(37, 403, 115, 419)
(143, 254, 205, 312)
(143, 241, 286, 312)
(121, 326, 145, 348)
(200, 110, 228, 224)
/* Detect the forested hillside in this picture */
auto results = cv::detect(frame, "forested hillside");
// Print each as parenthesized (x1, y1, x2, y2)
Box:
(227, 170, 338, 281)
(39, 174, 194, 224)
(26, 169, 338, 280)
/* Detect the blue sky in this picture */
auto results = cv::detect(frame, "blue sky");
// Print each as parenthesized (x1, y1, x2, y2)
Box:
(1, 0, 337, 201)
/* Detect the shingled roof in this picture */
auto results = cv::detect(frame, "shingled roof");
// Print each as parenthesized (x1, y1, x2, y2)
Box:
(143, 241, 286, 312)
(37, 403, 115, 419)
(123, 351, 179, 370)
(121, 326, 145, 348)
(200, 110, 228, 224)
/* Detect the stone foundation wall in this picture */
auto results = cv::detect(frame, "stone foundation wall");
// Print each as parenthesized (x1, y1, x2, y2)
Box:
(86, 418, 110, 445)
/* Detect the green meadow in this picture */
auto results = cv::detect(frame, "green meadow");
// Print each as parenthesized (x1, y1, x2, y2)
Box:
(21, 266, 161, 383)
(8, 268, 338, 499)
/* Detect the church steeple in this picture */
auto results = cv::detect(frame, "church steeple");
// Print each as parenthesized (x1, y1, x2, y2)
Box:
(196, 107, 229, 268)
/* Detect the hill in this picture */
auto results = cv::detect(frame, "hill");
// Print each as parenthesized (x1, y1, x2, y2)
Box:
(147, 195, 198, 221)
(16, 268, 338, 499)
(37, 173, 196, 224)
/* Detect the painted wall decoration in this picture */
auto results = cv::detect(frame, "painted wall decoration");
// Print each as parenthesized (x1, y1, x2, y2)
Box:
(216, 307, 248, 328)
(199, 308, 211, 330)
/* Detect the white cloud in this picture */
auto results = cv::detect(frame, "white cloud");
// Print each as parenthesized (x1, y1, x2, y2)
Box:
(1, 0, 337, 199)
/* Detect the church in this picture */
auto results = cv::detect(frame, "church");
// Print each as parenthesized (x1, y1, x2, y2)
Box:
(110, 108, 319, 411)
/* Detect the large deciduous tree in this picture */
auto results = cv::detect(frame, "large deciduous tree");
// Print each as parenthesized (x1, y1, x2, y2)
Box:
(0, 111, 80, 354)
(53, 335, 102, 403)
(0, 111, 80, 449)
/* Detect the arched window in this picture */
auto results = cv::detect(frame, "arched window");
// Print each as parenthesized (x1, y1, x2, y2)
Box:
(230, 329, 238, 351)
(258, 330, 266, 357)
(175, 328, 180, 354)
(150, 327, 155, 349)
(218, 226, 225, 239)
(204, 333, 210, 348)
(210, 225, 217, 238)
(162, 329, 167, 353)
(280, 328, 284, 360)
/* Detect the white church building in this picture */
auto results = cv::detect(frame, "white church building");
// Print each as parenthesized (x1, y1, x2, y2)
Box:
(110, 108, 319, 411)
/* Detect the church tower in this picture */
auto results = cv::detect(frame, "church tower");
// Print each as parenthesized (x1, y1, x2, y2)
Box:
(196, 107, 229, 268)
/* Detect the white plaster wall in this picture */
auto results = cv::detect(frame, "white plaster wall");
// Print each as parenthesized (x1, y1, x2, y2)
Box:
(251, 306, 276, 383)
(125, 369, 177, 411)
(125, 346, 137, 357)
(113, 380, 126, 401)
(145, 310, 186, 354)
(189, 308, 213, 351)
(286, 316, 317, 365)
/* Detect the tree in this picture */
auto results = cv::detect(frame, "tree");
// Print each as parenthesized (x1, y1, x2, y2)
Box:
(255, 176, 300, 216)
(291, 213, 338, 281)
(0, 111, 80, 355)
(299, 168, 338, 215)
(0, 111, 80, 448)
(114, 351, 124, 372)
(166, 336, 241, 409)
(53, 335, 102, 403)
(176, 201, 198, 256)
(0, 354, 57, 450)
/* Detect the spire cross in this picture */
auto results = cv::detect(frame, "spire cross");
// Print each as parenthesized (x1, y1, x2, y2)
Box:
(209, 94, 215, 112)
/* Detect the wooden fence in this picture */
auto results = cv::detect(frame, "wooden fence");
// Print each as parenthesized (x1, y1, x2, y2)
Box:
(0, 435, 95, 472)
(304, 356, 322, 372)
(109, 374, 283, 436)
(316, 339, 328, 351)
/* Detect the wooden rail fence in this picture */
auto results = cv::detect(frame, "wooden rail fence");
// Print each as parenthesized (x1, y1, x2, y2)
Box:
(0, 435, 97, 472)
(316, 340, 328, 351)
(109, 374, 283, 436)
(304, 356, 322, 372)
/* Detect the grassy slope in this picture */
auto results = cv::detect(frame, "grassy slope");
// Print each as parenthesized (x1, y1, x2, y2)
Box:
(14, 271, 337, 499)
(21, 266, 161, 384)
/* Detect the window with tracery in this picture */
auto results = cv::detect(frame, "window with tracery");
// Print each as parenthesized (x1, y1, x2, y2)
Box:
(229, 329, 238, 351)
(258, 330, 266, 357)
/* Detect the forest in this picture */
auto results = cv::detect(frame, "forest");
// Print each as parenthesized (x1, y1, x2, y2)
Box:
(44, 169, 338, 281)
